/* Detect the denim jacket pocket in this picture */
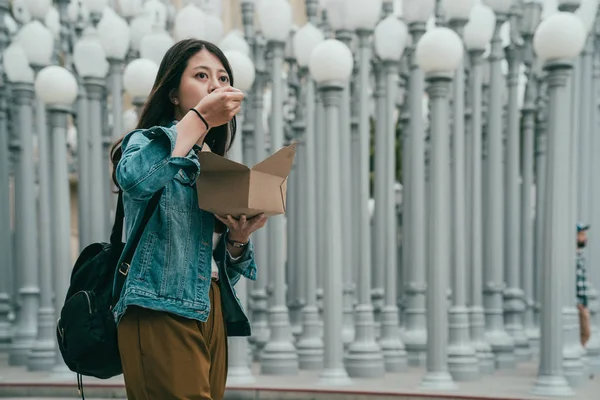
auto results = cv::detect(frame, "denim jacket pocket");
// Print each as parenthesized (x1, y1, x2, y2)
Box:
(161, 172, 198, 213)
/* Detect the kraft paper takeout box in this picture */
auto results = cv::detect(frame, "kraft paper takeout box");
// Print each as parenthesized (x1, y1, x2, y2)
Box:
(196, 142, 297, 218)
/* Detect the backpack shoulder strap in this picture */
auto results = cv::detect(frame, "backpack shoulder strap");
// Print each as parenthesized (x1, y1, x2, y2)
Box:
(111, 189, 164, 307)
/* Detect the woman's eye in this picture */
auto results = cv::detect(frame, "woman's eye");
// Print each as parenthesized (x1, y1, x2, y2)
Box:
(220, 76, 230, 83)
(196, 72, 207, 79)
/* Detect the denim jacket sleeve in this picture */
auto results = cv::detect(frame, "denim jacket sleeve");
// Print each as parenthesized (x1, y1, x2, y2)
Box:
(220, 238, 257, 286)
(116, 125, 201, 200)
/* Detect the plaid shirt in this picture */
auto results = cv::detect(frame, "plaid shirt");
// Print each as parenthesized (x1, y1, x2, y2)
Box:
(576, 249, 589, 308)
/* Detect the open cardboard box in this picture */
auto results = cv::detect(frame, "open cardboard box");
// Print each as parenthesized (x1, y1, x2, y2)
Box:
(196, 142, 297, 218)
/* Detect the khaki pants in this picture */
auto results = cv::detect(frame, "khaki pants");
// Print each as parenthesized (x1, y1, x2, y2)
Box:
(578, 304, 591, 347)
(118, 281, 228, 400)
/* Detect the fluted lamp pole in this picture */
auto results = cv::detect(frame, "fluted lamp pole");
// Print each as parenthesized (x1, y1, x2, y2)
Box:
(442, 0, 480, 382)
(309, 38, 354, 385)
(481, 0, 516, 369)
(222, 48, 257, 384)
(373, 14, 409, 374)
(256, 0, 299, 375)
(18, 15, 58, 372)
(401, 0, 436, 367)
(530, 10, 586, 397)
(34, 64, 79, 371)
(3, 42, 39, 367)
(415, 26, 464, 391)
(343, 0, 386, 379)
(73, 27, 109, 245)
(293, 21, 325, 371)
(462, 2, 496, 376)
(97, 9, 131, 233)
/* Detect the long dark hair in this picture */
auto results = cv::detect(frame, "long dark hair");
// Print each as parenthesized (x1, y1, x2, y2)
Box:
(110, 39, 237, 191)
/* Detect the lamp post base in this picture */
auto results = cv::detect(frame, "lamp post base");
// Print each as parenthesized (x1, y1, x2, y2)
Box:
(344, 305, 385, 378)
(318, 368, 352, 386)
(485, 329, 516, 369)
(404, 328, 428, 367)
(531, 375, 574, 397)
(259, 306, 299, 375)
(420, 371, 458, 390)
(297, 305, 324, 370)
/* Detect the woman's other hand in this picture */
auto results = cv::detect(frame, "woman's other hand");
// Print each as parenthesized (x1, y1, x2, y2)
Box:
(195, 87, 244, 129)
(216, 213, 268, 243)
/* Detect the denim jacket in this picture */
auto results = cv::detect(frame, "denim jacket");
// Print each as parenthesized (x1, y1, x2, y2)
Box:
(112, 122, 257, 337)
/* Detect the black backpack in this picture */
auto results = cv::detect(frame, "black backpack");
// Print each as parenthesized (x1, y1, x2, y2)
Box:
(56, 189, 162, 396)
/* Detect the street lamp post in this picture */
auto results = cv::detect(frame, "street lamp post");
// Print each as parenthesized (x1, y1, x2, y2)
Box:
(34, 64, 79, 371)
(19, 16, 57, 372)
(344, 0, 386, 379)
(482, 0, 516, 369)
(531, 10, 586, 397)
(256, 0, 299, 375)
(293, 21, 325, 371)
(504, 2, 531, 363)
(443, 0, 480, 382)
(401, 0, 435, 367)
(463, 2, 496, 376)
(309, 38, 354, 385)
(223, 49, 257, 385)
(373, 13, 409, 373)
(3, 42, 39, 367)
(325, 0, 355, 348)
(97, 8, 131, 233)
(519, 0, 542, 358)
(415, 25, 464, 391)
(0, 0, 11, 352)
(73, 26, 109, 244)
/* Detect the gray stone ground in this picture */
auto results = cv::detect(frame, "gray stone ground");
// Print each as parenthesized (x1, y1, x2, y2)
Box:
(0, 353, 598, 399)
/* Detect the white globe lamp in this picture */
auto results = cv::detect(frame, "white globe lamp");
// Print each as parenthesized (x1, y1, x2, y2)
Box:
(403, 0, 436, 24)
(309, 39, 354, 84)
(117, 0, 143, 18)
(204, 12, 224, 44)
(174, 3, 206, 41)
(123, 58, 158, 98)
(73, 27, 109, 78)
(123, 108, 139, 132)
(67, 0, 90, 23)
(324, 0, 351, 31)
(140, 28, 174, 65)
(219, 30, 251, 57)
(3, 43, 34, 83)
(144, 0, 168, 29)
(533, 11, 586, 62)
(293, 22, 325, 68)
(22, 0, 52, 20)
(44, 6, 61, 39)
(17, 20, 54, 68)
(416, 27, 464, 74)
(97, 8, 131, 61)
(464, 3, 496, 50)
(12, 0, 31, 24)
(84, 0, 108, 15)
(482, 0, 513, 14)
(374, 15, 409, 62)
(257, 0, 292, 42)
(442, 0, 476, 20)
(224, 50, 256, 92)
(129, 14, 153, 51)
(345, 0, 383, 31)
(34, 66, 79, 106)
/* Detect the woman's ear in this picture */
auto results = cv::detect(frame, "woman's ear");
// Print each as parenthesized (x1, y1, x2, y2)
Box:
(169, 88, 179, 106)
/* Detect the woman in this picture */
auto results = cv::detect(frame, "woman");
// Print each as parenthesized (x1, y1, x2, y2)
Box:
(109, 39, 266, 400)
